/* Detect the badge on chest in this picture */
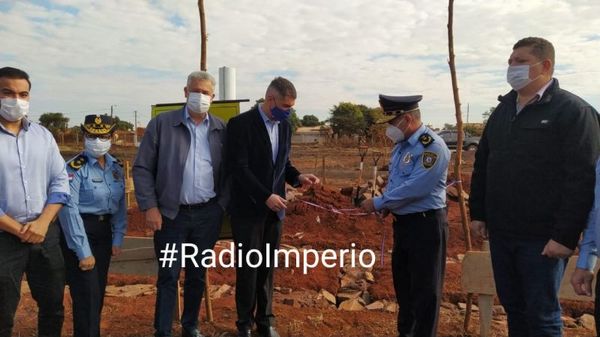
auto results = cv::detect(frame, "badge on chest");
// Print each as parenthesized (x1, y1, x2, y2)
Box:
(112, 169, 121, 180)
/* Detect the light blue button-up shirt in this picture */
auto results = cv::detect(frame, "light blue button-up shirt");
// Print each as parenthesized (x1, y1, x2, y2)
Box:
(258, 104, 279, 163)
(0, 118, 69, 224)
(58, 152, 127, 259)
(576, 159, 600, 271)
(373, 124, 450, 215)
(180, 108, 216, 204)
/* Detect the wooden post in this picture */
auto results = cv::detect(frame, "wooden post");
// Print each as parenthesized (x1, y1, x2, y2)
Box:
(478, 241, 493, 337)
(321, 156, 326, 186)
(204, 270, 213, 322)
(355, 146, 369, 204)
(176, 280, 182, 322)
(198, 0, 207, 71)
(124, 161, 134, 209)
(371, 151, 382, 197)
(447, 0, 474, 332)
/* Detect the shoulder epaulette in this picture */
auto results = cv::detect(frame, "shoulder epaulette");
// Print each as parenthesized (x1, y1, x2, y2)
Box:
(68, 153, 87, 170)
(112, 155, 124, 167)
(419, 133, 435, 148)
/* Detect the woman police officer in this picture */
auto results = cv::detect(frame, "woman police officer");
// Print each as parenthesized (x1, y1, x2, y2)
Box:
(58, 114, 127, 337)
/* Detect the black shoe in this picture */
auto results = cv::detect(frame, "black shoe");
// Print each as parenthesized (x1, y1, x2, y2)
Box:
(257, 327, 280, 337)
(182, 328, 205, 337)
(236, 328, 252, 337)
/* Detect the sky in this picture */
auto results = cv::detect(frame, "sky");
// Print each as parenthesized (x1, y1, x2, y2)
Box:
(1, 0, 600, 128)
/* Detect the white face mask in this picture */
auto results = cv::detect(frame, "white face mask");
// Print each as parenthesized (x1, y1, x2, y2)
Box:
(187, 92, 211, 114)
(0, 97, 29, 122)
(84, 137, 111, 158)
(506, 62, 542, 91)
(385, 124, 405, 143)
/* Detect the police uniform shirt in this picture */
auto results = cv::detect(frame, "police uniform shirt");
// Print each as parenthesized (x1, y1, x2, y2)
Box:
(373, 124, 450, 215)
(58, 152, 127, 260)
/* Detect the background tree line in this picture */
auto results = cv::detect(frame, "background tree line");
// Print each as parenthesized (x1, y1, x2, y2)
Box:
(37, 104, 495, 139)
(38, 112, 134, 137)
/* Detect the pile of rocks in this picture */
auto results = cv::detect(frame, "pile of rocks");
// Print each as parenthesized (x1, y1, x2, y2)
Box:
(330, 260, 398, 312)
(340, 175, 387, 205)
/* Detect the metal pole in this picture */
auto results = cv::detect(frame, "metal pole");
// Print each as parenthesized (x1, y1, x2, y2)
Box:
(133, 110, 138, 146)
(466, 103, 470, 124)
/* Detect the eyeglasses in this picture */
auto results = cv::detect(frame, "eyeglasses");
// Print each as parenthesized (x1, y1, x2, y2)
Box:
(84, 134, 112, 140)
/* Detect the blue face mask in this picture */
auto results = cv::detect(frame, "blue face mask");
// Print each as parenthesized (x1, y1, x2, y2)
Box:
(271, 106, 291, 121)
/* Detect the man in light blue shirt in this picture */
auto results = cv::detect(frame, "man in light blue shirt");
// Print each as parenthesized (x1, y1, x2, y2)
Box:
(0, 67, 70, 337)
(571, 158, 600, 332)
(258, 103, 279, 163)
(180, 109, 216, 204)
(361, 94, 450, 337)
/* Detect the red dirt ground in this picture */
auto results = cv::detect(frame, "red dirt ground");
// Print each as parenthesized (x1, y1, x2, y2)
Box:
(13, 148, 595, 337)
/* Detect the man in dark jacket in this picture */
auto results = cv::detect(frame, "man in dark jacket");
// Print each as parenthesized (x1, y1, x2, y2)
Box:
(133, 71, 228, 337)
(470, 37, 600, 337)
(226, 77, 319, 337)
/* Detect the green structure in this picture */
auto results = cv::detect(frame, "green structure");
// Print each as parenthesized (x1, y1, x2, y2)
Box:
(151, 99, 249, 120)
(150, 99, 249, 239)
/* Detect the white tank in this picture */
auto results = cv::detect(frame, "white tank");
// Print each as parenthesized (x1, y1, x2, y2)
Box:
(218, 66, 236, 100)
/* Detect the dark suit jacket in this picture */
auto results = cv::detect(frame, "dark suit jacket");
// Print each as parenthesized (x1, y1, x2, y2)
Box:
(133, 108, 229, 219)
(226, 106, 300, 218)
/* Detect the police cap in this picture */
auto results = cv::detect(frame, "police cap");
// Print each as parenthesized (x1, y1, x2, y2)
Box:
(81, 114, 116, 135)
(378, 94, 422, 123)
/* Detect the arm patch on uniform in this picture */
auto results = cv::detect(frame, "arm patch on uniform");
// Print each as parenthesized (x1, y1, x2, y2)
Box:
(422, 151, 438, 169)
(68, 154, 87, 170)
(419, 133, 434, 147)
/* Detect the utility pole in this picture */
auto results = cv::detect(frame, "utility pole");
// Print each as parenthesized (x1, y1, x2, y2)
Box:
(133, 110, 138, 146)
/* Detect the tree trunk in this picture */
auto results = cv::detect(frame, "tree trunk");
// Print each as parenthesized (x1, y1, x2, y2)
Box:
(198, 0, 207, 71)
(447, 0, 474, 333)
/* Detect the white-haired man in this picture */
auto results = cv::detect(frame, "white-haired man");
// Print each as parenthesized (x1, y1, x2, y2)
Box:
(134, 71, 229, 337)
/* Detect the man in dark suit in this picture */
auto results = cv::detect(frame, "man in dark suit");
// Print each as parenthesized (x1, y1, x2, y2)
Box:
(226, 77, 319, 337)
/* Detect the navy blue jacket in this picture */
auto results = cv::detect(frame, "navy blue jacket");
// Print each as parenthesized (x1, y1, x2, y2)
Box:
(226, 107, 300, 218)
(470, 79, 600, 249)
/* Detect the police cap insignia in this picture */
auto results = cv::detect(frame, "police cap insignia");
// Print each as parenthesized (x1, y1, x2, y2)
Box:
(419, 133, 434, 147)
(422, 151, 438, 169)
(81, 114, 116, 135)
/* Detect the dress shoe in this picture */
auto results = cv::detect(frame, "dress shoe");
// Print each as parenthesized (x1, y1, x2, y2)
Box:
(182, 328, 205, 337)
(257, 326, 280, 337)
(236, 328, 252, 337)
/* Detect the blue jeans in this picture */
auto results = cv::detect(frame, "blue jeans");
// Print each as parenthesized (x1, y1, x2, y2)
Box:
(153, 202, 223, 337)
(489, 233, 566, 337)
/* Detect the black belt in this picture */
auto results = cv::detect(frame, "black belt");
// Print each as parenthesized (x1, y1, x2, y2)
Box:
(80, 213, 112, 222)
(180, 198, 216, 210)
(393, 208, 445, 220)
